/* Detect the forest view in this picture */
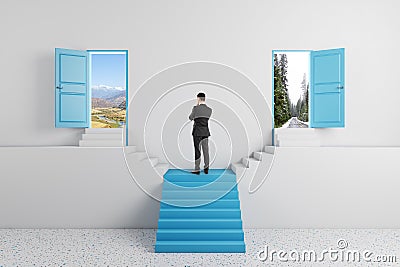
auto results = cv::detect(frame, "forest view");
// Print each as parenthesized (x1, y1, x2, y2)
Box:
(274, 53, 309, 128)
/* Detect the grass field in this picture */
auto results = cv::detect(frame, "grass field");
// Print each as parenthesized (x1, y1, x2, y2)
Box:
(91, 108, 126, 128)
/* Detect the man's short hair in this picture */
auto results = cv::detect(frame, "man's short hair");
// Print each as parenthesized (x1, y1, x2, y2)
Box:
(197, 92, 206, 101)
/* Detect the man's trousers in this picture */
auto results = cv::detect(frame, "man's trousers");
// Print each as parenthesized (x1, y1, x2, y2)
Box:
(193, 136, 209, 170)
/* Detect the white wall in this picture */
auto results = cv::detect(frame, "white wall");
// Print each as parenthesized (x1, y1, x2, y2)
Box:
(239, 147, 400, 228)
(0, 0, 399, 149)
(1, 0, 400, 228)
(131, 63, 269, 168)
(1, 147, 399, 228)
(0, 147, 161, 228)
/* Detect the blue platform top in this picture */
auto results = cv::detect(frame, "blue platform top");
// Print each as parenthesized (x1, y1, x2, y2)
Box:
(165, 169, 235, 176)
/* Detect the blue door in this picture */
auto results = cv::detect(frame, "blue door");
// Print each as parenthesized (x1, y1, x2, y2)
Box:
(55, 48, 89, 128)
(310, 48, 345, 128)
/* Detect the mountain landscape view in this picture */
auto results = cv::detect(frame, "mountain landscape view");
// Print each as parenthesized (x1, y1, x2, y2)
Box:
(91, 85, 126, 128)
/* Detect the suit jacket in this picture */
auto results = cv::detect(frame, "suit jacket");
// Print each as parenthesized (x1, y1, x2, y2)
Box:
(189, 104, 212, 136)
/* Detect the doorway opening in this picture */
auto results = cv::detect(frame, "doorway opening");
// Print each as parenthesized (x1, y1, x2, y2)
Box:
(273, 50, 310, 129)
(88, 51, 128, 129)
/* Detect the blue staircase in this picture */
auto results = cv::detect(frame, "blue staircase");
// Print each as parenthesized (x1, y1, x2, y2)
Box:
(155, 169, 246, 253)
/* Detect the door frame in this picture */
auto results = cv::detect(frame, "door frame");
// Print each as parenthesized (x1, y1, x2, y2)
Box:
(271, 49, 311, 145)
(87, 50, 129, 146)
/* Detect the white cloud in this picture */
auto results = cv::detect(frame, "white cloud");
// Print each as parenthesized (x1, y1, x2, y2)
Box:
(92, 85, 125, 91)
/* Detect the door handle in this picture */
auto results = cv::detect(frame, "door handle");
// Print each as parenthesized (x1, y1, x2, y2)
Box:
(337, 86, 344, 89)
(56, 86, 63, 90)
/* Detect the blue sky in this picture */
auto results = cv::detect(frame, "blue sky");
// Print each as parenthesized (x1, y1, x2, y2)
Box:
(91, 54, 126, 89)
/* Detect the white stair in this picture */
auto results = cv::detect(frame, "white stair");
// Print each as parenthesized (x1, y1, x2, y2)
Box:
(253, 151, 275, 162)
(127, 152, 148, 161)
(241, 157, 258, 168)
(124, 146, 137, 154)
(253, 152, 263, 161)
(275, 128, 320, 147)
(79, 140, 122, 147)
(264, 146, 275, 154)
(277, 139, 320, 147)
(82, 133, 122, 140)
(124, 149, 170, 179)
(230, 163, 246, 175)
(144, 157, 159, 167)
(85, 128, 123, 134)
(230, 144, 276, 191)
(154, 163, 170, 176)
(79, 128, 124, 147)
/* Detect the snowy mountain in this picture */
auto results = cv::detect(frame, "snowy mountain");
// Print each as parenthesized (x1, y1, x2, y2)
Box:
(91, 85, 126, 109)
(91, 85, 125, 99)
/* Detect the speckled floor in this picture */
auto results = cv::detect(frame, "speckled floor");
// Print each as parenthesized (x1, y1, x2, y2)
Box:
(0, 229, 399, 266)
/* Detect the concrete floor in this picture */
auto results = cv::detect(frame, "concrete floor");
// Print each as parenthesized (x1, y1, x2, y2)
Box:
(0, 229, 398, 266)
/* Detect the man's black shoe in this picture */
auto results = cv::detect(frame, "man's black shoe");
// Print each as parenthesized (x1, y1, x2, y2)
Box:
(191, 170, 200, 175)
(204, 168, 209, 174)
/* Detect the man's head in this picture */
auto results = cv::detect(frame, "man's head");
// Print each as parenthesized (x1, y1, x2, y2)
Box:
(197, 92, 206, 102)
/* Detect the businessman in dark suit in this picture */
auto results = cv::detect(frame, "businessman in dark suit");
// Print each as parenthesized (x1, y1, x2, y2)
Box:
(189, 92, 212, 175)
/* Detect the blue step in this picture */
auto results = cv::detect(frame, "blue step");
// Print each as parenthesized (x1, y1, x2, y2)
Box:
(156, 229, 244, 241)
(163, 181, 237, 190)
(155, 241, 246, 253)
(156, 169, 246, 253)
(158, 218, 242, 229)
(164, 169, 236, 183)
(159, 208, 241, 219)
(162, 190, 238, 199)
(160, 199, 240, 209)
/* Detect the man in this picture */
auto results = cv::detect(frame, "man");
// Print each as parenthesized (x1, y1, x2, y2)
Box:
(189, 92, 212, 175)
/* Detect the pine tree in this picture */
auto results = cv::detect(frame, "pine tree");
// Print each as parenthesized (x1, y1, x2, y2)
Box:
(298, 73, 309, 122)
(290, 103, 296, 117)
(279, 54, 289, 91)
(296, 98, 302, 117)
(274, 54, 291, 128)
(279, 54, 291, 122)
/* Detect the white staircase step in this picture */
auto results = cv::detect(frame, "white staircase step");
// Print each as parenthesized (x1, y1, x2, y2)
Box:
(277, 139, 320, 147)
(155, 163, 170, 176)
(275, 128, 315, 135)
(230, 163, 245, 174)
(85, 128, 123, 134)
(253, 152, 263, 161)
(82, 133, 122, 140)
(275, 127, 321, 147)
(261, 153, 274, 164)
(127, 151, 148, 161)
(277, 134, 317, 141)
(275, 132, 315, 139)
(79, 140, 122, 147)
(143, 157, 159, 167)
(124, 146, 137, 154)
(241, 157, 258, 168)
(264, 146, 275, 154)
(253, 152, 274, 162)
